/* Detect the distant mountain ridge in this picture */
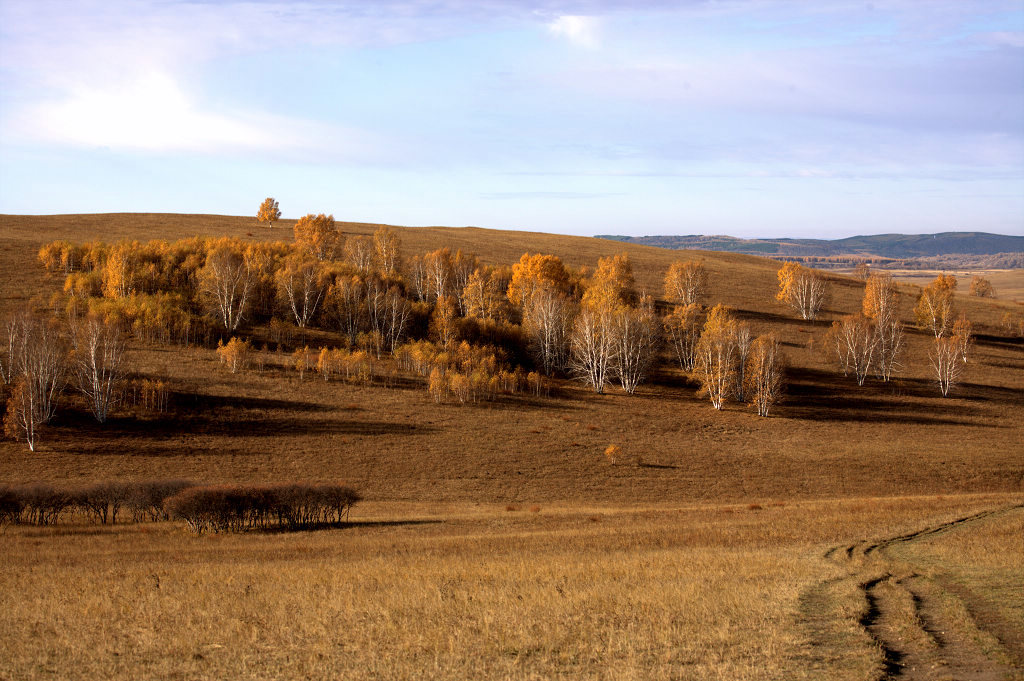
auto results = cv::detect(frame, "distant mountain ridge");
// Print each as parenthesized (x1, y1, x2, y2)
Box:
(595, 232, 1024, 259)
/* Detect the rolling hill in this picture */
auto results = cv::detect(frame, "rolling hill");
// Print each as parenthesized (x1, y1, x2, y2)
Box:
(597, 231, 1024, 259)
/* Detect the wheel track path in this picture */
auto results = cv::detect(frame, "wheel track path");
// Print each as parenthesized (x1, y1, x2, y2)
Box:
(799, 503, 1023, 681)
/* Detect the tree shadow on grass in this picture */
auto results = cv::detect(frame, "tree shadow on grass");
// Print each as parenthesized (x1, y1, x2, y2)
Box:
(781, 367, 1009, 426)
(252, 518, 444, 534)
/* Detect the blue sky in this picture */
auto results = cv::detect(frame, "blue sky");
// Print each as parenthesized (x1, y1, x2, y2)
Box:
(1, 1, 1022, 238)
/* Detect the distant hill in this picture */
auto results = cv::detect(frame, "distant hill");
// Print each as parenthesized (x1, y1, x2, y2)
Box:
(596, 232, 1024, 259)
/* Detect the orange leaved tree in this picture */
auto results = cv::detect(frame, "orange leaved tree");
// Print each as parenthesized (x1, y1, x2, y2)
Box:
(256, 197, 281, 227)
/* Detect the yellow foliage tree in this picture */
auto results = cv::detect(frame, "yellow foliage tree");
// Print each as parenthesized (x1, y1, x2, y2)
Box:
(914, 274, 957, 337)
(256, 197, 281, 227)
(216, 337, 252, 374)
(507, 253, 571, 311)
(694, 304, 738, 409)
(293, 213, 341, 261)
(776, 262, 826, 320)
(664, 260, 708, 306)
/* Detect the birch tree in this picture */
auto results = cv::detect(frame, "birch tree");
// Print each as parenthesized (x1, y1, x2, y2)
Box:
(200, 239, 258, 332)
(863, 272, 903, 381)
(276, 254, 328, 328)
(694, 304, 738, 410)
(826, 314, 875, 385)
(256, 197, 281, 227)
(914, 274, 957, 337)
(929, 336, 962, 397)
(664, 260, 708, 306)
(776, 262, 827, 320)
(744, 334, 785, 417)
(524, 287, 574, 375)
(70, 315, 126, 423)
(294, 213, 341, 262)
(611, 298, 660, 394)
(664, 303, 702, 371)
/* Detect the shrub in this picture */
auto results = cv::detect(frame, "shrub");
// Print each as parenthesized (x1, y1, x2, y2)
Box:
(72, 481, 133, 524)
(17, 484, 74, 526)
(0, 485, 25, 526)
(126, 479, 195, 522)
(164, 483, 361, 534)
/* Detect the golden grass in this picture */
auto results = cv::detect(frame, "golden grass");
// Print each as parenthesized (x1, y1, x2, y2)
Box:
(0, 213, 1022, 679)
(2, 494, 1016, 681)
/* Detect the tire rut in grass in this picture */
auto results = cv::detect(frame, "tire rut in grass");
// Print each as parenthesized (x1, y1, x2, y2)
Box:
(800, 504, 1023, 681)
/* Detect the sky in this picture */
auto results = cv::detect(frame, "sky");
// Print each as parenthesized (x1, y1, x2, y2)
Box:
(1, 1, 1022, 239)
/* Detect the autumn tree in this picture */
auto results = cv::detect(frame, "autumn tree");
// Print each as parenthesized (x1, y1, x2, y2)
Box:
(372, 226, 401, 277)
(951, 314, 972, 364)
(382, 286, 412, 353)
(929, 336, 962, 397)
(276, 254, 328, 328)
(568, 303, 617, 393)
(407, 255, 429, 302)
(423, 248, 455, 302)
(216, 337, 252, 374)
(4, 381, 40, 451)
(430, 295, 459, 348)
(825, 314, 875, 385)
(664, 260, 708, 306)
(776, 262, 826, 320)
(451, 250, 479, 315)
(102, 241, 141, 298)
(744, 334, 785, 417)
(664, 303, 702, 371)
(343, 235, 374, 274)
(914, 274, 957, 337)
(329, 275, 366, 346)
(257, 197, 281, 227)
(732, 323, 753, 401)
(969, 276, 994, 298)
(862, 272, 904, 381)
(294, 213, 341, 262)
(463, 268, 493, 320)
(694, 304, 738, 409)
(3, 314, 68, 450)
(524, 287, 574, 375)
(0, 316, 16, 385)
(507, 253, 571, 312)
(70, 315, 127, 423)
(611, 297, 660, 394)
(583, 253, 636, 309)
(199, 239, 258, 331)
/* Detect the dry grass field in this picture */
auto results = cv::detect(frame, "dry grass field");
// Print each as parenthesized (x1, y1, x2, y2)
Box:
(1, 213, 1022, 679)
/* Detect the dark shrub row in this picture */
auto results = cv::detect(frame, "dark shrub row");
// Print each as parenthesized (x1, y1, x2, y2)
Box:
(0, 480, 195, 526)
(164, 484, 361, 534)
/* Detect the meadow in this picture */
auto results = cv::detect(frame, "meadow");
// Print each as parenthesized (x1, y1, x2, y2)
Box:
(0, 213, 1022, 679)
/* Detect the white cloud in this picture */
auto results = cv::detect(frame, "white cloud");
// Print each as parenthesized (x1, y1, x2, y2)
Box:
(9, 71, 385, 161)
(547, 15, 601, 48)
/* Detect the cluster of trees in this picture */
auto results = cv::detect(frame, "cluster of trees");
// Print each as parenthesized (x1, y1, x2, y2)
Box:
(0, 479, 359, 534)
(822, 272, 974, 396)
(0, 479, 193, 526)
(14, 205, 1006, 453)
(2, 312, 130, 451)
(163, 483, 360, 534)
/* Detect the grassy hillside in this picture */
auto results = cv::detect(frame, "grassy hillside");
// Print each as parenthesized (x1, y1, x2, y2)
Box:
(1, 213, 1022, 681)
(0, 213, 1021, 504)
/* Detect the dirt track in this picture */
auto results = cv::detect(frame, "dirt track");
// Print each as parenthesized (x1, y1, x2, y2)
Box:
(801, 504, 1023, 680)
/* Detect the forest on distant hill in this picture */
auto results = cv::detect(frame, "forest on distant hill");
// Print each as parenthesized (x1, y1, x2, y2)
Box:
(597, 232, 1024, 269)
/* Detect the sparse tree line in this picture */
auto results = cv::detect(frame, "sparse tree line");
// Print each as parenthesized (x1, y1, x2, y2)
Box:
(0, 479, 359, 534)
(822, 272, 976, 396)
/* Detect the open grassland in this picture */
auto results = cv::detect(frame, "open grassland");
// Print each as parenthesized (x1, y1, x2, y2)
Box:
(1, 214, 1023, 679)
(846, 268, 1024, 304)
(2, 494, 1021, 681)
